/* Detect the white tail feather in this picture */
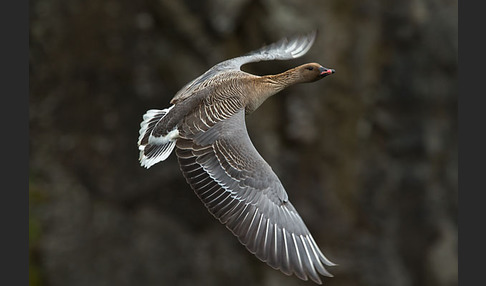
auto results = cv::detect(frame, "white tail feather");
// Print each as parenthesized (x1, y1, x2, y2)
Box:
(138, 106, 178, 168)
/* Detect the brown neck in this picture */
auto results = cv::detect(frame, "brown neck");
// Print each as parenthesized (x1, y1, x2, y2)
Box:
(262, 66, 305, 89)
(245, 67, 304, 113)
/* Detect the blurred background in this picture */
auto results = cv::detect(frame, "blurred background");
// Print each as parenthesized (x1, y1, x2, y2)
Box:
(29, 0, 457, 285)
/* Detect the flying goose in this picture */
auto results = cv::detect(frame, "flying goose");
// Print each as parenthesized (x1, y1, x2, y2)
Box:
(138, 32, 336, 284)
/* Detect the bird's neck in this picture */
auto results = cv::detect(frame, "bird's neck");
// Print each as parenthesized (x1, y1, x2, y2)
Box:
(265, 67, 306, 87)
(245, 68, 302, 113)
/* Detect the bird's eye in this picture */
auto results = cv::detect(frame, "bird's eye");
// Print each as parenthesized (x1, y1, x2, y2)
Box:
(306, 67, 314, 71)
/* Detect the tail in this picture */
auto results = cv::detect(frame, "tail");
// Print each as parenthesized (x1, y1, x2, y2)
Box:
(138, 106, 178, 168)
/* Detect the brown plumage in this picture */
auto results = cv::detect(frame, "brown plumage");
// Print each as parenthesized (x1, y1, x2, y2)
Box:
(138, 32, 336, 284)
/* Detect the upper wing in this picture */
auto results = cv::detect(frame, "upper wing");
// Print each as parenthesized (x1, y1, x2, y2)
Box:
(175, 105, 334, 284)
(218, 30, 317, 70)
(170, 31, 316, 105)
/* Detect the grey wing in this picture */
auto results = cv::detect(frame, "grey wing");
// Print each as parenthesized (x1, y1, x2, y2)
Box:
(170, 31, 316, 104)
(175, 106, 335, 284)
(219, 31, 317, 70)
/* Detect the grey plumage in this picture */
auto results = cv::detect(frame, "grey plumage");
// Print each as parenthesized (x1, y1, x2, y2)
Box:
(138, 32, 336, 284)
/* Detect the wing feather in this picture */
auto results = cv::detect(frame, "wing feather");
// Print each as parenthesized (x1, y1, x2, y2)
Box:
(175, 108, 334, 283)
(170, 32, 316, 104)
(222, 31, 317, 70)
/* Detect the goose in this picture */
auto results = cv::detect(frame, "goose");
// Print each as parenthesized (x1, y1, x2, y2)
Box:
(138, 31, 336, 284)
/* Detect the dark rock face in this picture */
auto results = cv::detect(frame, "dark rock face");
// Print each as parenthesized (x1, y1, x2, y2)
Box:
(30, 0, 457, 285)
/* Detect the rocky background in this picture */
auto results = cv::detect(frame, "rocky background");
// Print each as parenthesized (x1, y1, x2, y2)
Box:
(29, 0, 458, 285)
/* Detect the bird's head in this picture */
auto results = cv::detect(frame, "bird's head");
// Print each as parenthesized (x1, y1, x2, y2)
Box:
(297, 63, 335, 83)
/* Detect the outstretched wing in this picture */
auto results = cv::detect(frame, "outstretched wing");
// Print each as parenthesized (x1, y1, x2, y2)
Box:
(175, 104, 335, 284)
(220, 30, 317, 70)
(171, 31, 317, 105)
